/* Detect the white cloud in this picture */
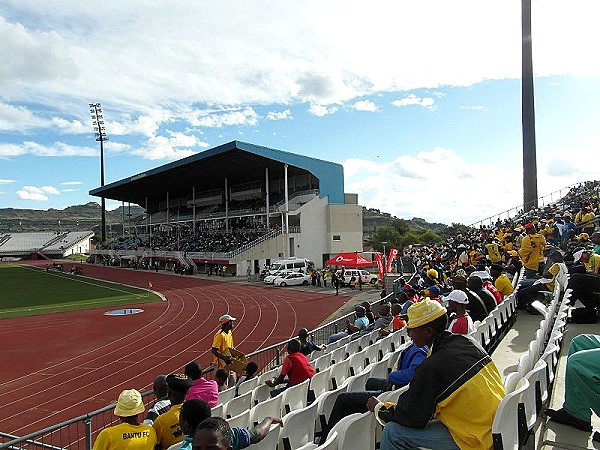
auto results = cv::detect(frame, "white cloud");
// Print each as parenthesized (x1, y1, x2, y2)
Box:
(0, 179, 16, 185)
(308, 104, 338, 117)
(16, 185, 60, 201)
(61, 188, 79, 192)
(392, 94, 435, 109)
(61, 181, 83, 185)
(51, 117, 89, 134)
(353, 100, 377, 112)
(185, 107, 258, 128)
(266, 109, 292, 120)
(460, 105, 489, 112)
(0, 102, 47, 131)
(131, 132, 205, 160)
(0, 141, 97, 157)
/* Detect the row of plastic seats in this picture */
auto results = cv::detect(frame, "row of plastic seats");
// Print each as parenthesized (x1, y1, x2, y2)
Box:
(491, 280, 570, 449)
(470, 294, 517, 353)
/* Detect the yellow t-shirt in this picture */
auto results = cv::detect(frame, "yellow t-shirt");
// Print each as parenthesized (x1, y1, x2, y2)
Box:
(212, 329, 234, 368)
(485, 243, 503, 263)
(153, 403, 183, 450)
(494, 274, 514, 297)
(93, 423, 156, 450)
(518, 233, 546, 270)
(544, 263, 562, 292)
(585, 254, 600, 275)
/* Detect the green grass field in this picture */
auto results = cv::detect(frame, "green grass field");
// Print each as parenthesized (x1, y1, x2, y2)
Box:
(0, 265, 162, 319)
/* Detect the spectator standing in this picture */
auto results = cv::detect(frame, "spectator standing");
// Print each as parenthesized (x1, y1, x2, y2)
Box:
(265, 338, 315, 396)
(211, 314, 237, 369)
(184, 361, 219, 407)
(519, 222, 547, 278)
(93, 389, 156, 450)
(367, 299, 505, 450)
(153, 373, 193, 450)
(144, 375, 171, 425)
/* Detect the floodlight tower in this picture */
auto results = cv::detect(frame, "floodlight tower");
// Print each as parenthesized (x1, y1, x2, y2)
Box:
(89, 103, 108, 242)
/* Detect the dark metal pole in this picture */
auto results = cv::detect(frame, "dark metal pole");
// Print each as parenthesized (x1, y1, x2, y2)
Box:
(522, 0, 538, 212)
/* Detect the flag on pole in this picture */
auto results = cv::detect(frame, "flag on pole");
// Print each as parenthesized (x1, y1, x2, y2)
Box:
(374, 252, 384, 281)
(387, 248, 399, 273)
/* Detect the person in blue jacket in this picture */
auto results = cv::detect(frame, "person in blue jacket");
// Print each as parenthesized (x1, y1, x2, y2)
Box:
(324, 341, 428, 433)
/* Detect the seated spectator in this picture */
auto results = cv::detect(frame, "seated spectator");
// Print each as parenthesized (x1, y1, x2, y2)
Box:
(356, 302, 393, 338)
(379, 303, 406, 337)
(546, 334, 600, 432)
(446, 289, 475, 335)
(326, 340, 428, 432)
(93, 389, 157, 450)
(234, 361, 259, 396)
(194, 415, 283, 450)
(566, 249, 600, 323)
(265, 338, 315, 396)
(154, 373, 193, 450)
(422, 285, 442, 302)
(467, 275, 497, 313)
(489, 263, 514, 298)
(362, 301, 376, 324)
(516, 251, 565, 312)
(328, 305, 369, 344)
(367, 299, 505, 449)
(349, 276, 357, 290)
(166, 398, 212, 450)
(451, 275, 489, 322)
(184, 361, 219, 407)
(144, 374, 171, 425)
(297, 328, 325, 356)
(215, 369, 229, 392)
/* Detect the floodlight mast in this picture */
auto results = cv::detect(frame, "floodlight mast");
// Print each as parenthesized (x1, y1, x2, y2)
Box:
(89, 103, 108, 243)
(522, 0, 537, 212)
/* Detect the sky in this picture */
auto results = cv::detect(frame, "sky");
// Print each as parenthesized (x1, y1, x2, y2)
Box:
(1, 0, 599, 226)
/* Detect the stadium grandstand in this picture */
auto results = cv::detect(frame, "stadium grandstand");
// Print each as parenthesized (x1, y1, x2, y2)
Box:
(2, 179, 599, 449)
(0, 230, 93, 260)
(88, 141, 364, 276)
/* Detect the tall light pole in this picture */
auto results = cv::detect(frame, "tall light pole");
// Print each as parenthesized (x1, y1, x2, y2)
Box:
(381, 241, 388, 291)
(89, 103, 108, 242)
(522, 0, 537, 211)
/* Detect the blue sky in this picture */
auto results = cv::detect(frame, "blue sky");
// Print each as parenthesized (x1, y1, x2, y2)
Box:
(1, 0, 599, 225)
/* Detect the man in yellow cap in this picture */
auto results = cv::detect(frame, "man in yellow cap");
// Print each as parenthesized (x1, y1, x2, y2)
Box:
(367, 299, 505, 450)
(93, 389, 157, 450)
(519, 222, 546, 278)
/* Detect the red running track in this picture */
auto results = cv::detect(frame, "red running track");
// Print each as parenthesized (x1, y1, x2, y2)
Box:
(0, 263, 350, 435)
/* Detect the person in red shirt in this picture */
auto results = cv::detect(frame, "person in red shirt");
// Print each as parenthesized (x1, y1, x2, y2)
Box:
(265, 338, 315, 397)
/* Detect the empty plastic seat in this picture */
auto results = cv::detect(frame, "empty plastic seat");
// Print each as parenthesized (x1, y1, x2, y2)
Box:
(329, 359, 350, 390)
(280, 401, 318, 450)
(309, 367, 332, 401)
(247, 423, 281, 449)
(237, 376, 260, 396)
(281, 378, 310, 415)
(227, 408, 250, 429)
(225, 391, 252, 418)
(337, 412, 376, 450)
(218, 385, 237, 405)
(314, 430, 338, 450)
(251, 383, 271, 406)
(249, 393, 283, 426)
(492, 377, 529, 450)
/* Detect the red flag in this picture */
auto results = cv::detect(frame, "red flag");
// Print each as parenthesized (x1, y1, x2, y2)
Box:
(374, 252, 384, 281)
(387, 248, 399, 273)
(148, 281, 153, 289)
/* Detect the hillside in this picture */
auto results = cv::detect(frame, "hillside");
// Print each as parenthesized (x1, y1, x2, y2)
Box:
(0, 203, 447, 236)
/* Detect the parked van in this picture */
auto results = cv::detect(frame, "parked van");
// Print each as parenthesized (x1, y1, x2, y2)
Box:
(336, 269, 378, 286)
(267, 257, 314, 276)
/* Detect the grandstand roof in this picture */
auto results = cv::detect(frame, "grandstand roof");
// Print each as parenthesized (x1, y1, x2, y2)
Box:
(90, 141, 345, 207)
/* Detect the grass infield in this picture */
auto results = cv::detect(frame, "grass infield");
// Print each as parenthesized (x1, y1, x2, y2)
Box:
(0, 264, 161, 319)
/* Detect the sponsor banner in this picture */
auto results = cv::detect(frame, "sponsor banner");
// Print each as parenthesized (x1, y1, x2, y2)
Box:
(387, 248, 399, 273)
(374, 252, 384, 280)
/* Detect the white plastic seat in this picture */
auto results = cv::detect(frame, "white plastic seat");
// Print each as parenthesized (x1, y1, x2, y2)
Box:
(524, 359, 548, 414)
(313, 354, 332, 373)
(492, 377, 529, 450)
(211, 403, 224, 418)
(364, 342, 380, 365)
(251, 383, 271, 406)
(225, 390, 252, 418)
(337, 412, 376, 450)
(519, 369, 538, 443)
(249, 393, 283, 426)
(539, 343, 559, 386)
(376, 385, 408, 404)
(280, 401, 318, 450)
(247, 423, 281, 450)
(329, 346, 347, 364)
(329, 359, 350, 389)
(517, 354, 533, 379)
(348, 349, 367, 376)
(503, 371, 522, 394)
(314, 385, 347, 435)
(327, 413, 361, 446)
(314, 430, 338, 450)
(309, 347, 326, 361)
(227, 408, 250, 429)
(344, 369, 370, 392)
(356, 333, 372, 351)
(281, 378, 310, 414)
(368, 357, 390, 381)
(378, 334, 394, 359)
(218, 385, 237, 405)
(258, 367, 281, 384)
(344, 338, 361, 357)
(309, 367, 331, 401)
(237, 376, 260, 396)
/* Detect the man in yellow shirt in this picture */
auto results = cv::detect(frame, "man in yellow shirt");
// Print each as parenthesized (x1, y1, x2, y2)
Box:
(489, 264, 514, 298)
(212, 314, 237, 369)
(153, 373, 193, 450)
(93, 389, 156, 450)
(516, 252, 565, 312)
(519, 223, 546, 279)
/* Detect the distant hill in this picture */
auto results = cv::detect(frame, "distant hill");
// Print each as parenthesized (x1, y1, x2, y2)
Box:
(0, 202, 145, 233)
(0, 203, 447, 237)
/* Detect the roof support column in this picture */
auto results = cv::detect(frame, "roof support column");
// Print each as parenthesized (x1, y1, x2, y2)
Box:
(284, 163, 289, 246)
(122, 201, 125, 238)
(224, 178, 229, 233)
(166, 191, 170, 235)
(265, 167, 270, 230)
(192, 186, 196, 231)
(145, 197, 148, 235)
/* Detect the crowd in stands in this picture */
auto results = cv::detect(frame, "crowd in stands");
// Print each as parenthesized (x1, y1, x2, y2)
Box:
(90, 180, 600, 450)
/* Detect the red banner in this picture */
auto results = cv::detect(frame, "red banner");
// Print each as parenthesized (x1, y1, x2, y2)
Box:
(387, 248, 399, 273)
(374, 252, 384, 281)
